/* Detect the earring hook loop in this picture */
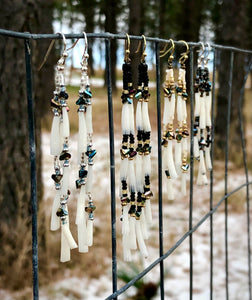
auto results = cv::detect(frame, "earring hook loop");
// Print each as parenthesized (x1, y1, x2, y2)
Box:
(81, 32, 88, 64)
(135, 35, 147, 62)
(124, 33, 131, 62)
(204, 42, 211, 64)
(178, 40, 189, 65)
(38, 32, 79, 71)
(160, 39, 175, 59)
(197, 42, 205, 65)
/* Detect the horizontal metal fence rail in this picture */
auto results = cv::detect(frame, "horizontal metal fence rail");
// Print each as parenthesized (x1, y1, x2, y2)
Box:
(0, 29, 251, 300)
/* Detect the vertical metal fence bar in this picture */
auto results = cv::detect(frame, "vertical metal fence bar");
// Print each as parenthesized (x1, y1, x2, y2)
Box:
(210, 47, 217, 300)
(238, 58, 252, 300)
(155, 41, 165, 300)
(225, 50, 234, 300)
(24, 39, 39, 300)
(189, 47, 194, 300)
(105, 38, 117, 297)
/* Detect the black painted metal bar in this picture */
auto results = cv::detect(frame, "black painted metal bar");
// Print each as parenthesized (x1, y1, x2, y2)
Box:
(2, 29, 252, 55)
(189, 47, 195, 300)
(225, 51, 234, 300)
(210, 47, 217, 300)
(155, 41, 164, 300)
(24, 39, 39, 300)
(238, 57, 252, 300)
(105, 38, 117, 297)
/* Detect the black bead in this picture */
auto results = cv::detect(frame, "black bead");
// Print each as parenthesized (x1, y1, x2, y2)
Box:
(79, 168, 88, 178)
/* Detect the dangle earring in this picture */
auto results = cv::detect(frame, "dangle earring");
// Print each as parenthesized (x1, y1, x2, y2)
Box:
(135, 35, 153, 245)
(50, 33, 78, 262)
(120, 34, 148, 261)
(120, 34, 136, 261)
(175, 41, 190, 196)
(75, 32, 96, 253)
(196, 43, 212, 185)
(160, 40, 177, 200)
(203, 43, 212, 172)
(193, 43, 204, 161)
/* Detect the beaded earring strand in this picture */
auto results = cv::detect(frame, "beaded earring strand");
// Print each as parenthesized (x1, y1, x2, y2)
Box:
(120, 34, 148, 261)
(134, 35, 153, 247)
(50, 33, 78, 262)
(203, 44, 212, 172)
(120, 34, 135, 261)
(160, 40, 178, 200)
(193, 43, 205, 162)
(175, 41, 190, 196)
(196, 43, 212, 185)
(75, 32, 96, 253)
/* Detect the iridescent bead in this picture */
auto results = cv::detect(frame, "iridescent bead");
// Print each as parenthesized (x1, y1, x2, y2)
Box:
(51, 173, 63, 183)
(135, 91, 142, 99)
(84, 89, 92, 98)
(86, 149, 97, 159)
(181, 164, 189, 172)
(56, 207, 68, 217)
(79, 168, 88, 179)
(144, 190, 153, 199)
(85, 203, 96, 213)
(59, 151, 71, 161)
(76, 97, 86, 105)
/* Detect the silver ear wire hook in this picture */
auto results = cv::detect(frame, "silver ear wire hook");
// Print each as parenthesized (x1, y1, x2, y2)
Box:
(197, 42, 205, 66)
(57, 33, 68, 66)
(81, 32, 89, 65)
(38, 32, 79, 71)
(204, 42, 211, 64)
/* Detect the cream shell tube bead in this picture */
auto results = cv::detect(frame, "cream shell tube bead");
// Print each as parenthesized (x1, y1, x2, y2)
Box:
(129, 217, 137, 250)
(123, 230, 132, 262)
(62, 106, 70, 139)
(50, 113, 61, 156)
(167, 139, 177, 179)
(50, 190, 61, 231)
(77, 111, 87, 164)
(205, 147, 212, 171)
(140, 208, 149, 240)
(76, 185, 88, 252)
(86, 219, 93, 247)
(135, 219, 148, 259)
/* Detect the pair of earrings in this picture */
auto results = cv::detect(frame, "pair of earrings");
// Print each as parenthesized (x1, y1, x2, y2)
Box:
(50, 33, 96, 262)
(161, 40, 190, 200)
(193, 43, 212, 185)
(120, 35, 153, 261)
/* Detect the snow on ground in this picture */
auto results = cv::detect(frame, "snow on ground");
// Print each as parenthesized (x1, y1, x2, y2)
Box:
(40, 132, 252, 299)
(1, 132, 251, 299)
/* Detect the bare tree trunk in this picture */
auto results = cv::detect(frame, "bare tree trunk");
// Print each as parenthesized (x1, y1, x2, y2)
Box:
(128, 0, 142, 89)
(214, 0, 248, 161)
(78, 0, 96, 76)
(104, 0, 118, 90)
(0, 0, 54, 289)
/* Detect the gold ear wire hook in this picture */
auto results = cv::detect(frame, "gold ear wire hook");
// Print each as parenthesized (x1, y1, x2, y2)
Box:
(124, 33, 131, 62)
(159, 39, 175, 59)
(178, 40, 189, 65)
(135, 35, 147, 62)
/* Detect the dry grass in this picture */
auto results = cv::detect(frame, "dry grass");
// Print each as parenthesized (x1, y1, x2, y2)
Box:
(18, 74, 252, 293)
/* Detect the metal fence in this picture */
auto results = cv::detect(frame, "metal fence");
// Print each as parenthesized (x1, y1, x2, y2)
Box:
(0, 29, 251, 300)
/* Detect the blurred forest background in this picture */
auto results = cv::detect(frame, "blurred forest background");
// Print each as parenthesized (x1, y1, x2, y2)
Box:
(0, 0, 252, 296)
